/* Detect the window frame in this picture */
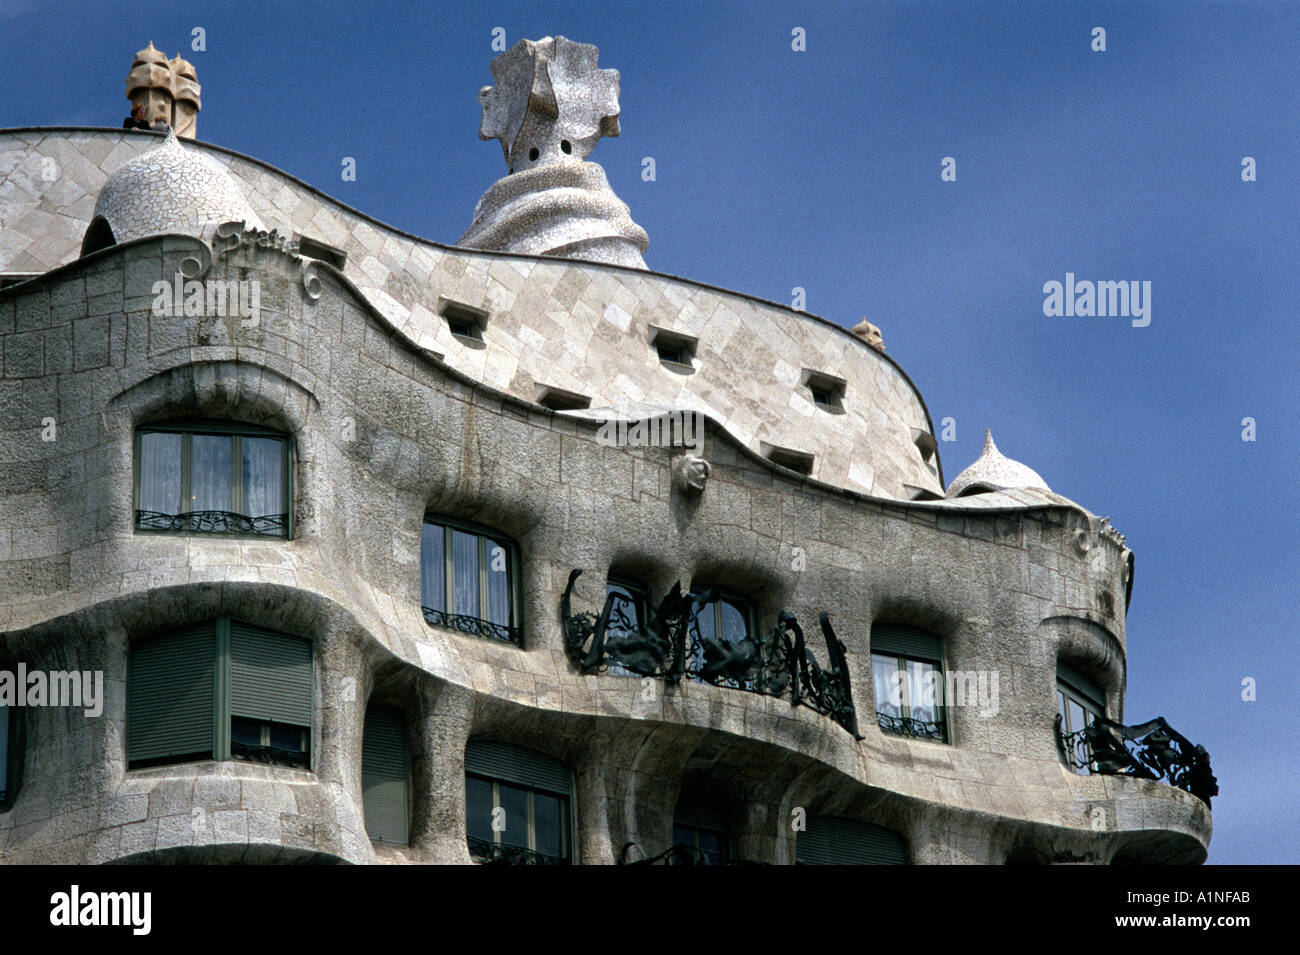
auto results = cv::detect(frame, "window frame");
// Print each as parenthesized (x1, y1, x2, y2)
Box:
(1056, 671, 1106, 774)
(685, 588, 761, 686)
(870, 625, 948, 744)
(132, 420, 294, 539)
(420, 515, 523, 644)
(126, 617, 314, 772)
(465, 773, 573, 864)
(672, 822, 730, 865)
(604, 577, 650, 677)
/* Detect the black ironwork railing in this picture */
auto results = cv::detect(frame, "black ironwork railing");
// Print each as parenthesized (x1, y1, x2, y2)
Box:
(876, 711, 947, 742)
(1055, 714, 1218, 808)
(468, 837, 568, 865)
(422, 606, 521, 645)
(135, 509, 288, 536)
(231, 741, 309, 770)
(618, 842, 769, 866)
(561, 570, 861, 739)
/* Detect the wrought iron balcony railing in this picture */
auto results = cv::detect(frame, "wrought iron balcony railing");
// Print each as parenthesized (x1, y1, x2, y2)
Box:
(876, 711, 947, 742)
(135, 509, 288, 536)
(1055, 714, 1218, 808)
(422, 606, 521, 645)
(618, 842, 769, 865)
(561, 569, 861, 739)
(468, 837, 568, 865)
(230, 741, 310, 770)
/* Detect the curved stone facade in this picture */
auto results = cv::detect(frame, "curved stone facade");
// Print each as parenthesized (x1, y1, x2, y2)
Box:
(0, 234, 1211, 864)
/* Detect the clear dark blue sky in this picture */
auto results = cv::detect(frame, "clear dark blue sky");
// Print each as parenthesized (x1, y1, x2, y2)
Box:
(3, 0, 1296, 864)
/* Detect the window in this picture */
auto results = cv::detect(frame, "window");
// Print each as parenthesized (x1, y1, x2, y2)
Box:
(362, 703, 410, 845)
(605, 578, 649, 677)
(1057, 662, 1106, 773)
(464, 740, 571, 864)
(534, 385, 592, 411)
(672, 800, 730, 865)
(649, 327, 698, 370)
(871, 623, 947, 742)
(438, 297, 488, 343)
(127, 619, 313, 770)
(802, 370, 847, 412)
(687, 590, 759, 686)
(134, 422, 291, 537)
(761, 442, 815, 476)
(796, 816, 908, 865)
(421, 517, 522, 644)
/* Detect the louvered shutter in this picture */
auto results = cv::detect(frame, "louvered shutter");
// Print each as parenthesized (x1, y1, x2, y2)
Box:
(229, 623, 313, 727)
(1057, 662, 1105, 709)
(871, 623, 943, 661)
(797, 816, 909, 865)
(128, 624, 215, 764)
(464, 739, 570, 795)
(362, 704, 409, 845)
(673, 800, 729, 832)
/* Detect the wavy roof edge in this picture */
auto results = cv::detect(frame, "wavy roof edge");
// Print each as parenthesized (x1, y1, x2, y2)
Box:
(0, 126, 944, 487)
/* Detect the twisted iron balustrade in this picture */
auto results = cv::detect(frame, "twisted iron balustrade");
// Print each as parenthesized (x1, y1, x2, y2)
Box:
(231, 741, 309, 770)
(135, 509, 287, 536)
(468, 837, 568, 865)
(876, 712, 946, 742)
(422, 607, 520, 645)
(561, 570, 861, 738)
(1055, 714, 1218, 807)
(618, 842, 768, 865)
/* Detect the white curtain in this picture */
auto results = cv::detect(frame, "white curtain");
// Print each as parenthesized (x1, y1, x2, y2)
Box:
(138, 432, 181, 514)
(241, 437, 283, 518)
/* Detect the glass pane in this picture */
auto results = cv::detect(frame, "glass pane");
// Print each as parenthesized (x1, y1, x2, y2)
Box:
(241, 436, 283, 519)
(231, 716, 262, 748)
(606, 584, 641, 635)
(191, 434, 233, 513)
(269, 722, 305, 754)
(720, 599, 749, 644)
(1068, 699, 1087, 736)
(465, 776, 494, 844)
(907, 659, 940, 724)
(672, 826, 692, 849)
(452, 530, 480, 619)
(695, 598, 716, 643)
(420, 523, 446, 613)
(138, 431, 182, 515)
(496, 782, 528, 849)
(697, 829, 724, 865)
(532, 792, 565, 859)
(872, 654, 902, 717)
(485, 538, 511, 627)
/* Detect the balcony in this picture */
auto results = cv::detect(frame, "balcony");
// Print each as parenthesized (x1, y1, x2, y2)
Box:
(1055, 714, 1218, 807)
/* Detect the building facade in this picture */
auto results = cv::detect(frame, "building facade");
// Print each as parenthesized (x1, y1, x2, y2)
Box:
(0, 38, 1213, 864)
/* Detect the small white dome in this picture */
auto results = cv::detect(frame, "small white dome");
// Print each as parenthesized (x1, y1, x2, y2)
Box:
(85, 130, 262, 250)
(946, 430, 1052, 497)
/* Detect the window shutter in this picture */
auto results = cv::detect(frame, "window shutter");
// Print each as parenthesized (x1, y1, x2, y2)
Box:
(229, 623, 313, 727)
(362, 704, 409, 845)
(1057, 662, 1105, 709)
(464, 739, 570, 795)
(871, 623, 943, 661)
(797, 816, 909, 865)
(673, 800, 729, 832)
(128, 624, 215, 763)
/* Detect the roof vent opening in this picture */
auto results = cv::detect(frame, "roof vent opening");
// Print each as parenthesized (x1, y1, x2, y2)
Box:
(535, 385, 592, 412)
(911, 428, 939, 475)
(649, 326, 699, 372)
(438, 297, 489, 344)
(803, 370, 847, 412)
(294, 234, 348, 270)
(762, 442, 815, 477)
(80, 216, 117, 257)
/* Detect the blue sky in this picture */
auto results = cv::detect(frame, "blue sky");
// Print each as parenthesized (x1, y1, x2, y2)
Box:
(3, 0, 1296, 864)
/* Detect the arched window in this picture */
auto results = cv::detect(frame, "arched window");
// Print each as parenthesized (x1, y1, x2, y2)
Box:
(871, 623, 947, 742)
(134, 421, 292, 537)
(362, 703, 410, 845)
(127, 619, 313, 770)
(421, 517, 521, 644)
(686, 589, 759, 687)
(797, 816, 909, 865)
(464, 740, 571, 864)
(80, 216, 116, 257)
